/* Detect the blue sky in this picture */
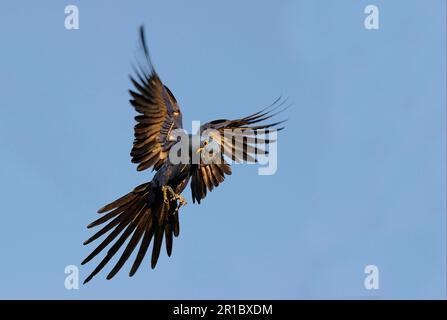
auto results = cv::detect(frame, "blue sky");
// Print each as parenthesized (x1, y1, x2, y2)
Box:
(0, 0, 445, 299)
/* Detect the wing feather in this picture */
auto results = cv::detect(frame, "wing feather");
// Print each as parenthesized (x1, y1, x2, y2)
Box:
(190, 97, 287, 203)
(129, 26, 183, 172)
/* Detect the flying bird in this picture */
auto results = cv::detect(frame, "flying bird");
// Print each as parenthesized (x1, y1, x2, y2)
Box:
(82, 26, 287, 283)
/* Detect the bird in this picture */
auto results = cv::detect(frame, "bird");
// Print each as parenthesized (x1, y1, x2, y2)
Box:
(82, 26, 288, 284)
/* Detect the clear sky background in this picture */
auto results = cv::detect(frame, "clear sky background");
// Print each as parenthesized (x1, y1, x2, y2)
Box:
(0, 0, 445, 299)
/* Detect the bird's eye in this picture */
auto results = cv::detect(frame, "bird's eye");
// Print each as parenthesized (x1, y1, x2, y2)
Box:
(203, 140, 209, 146)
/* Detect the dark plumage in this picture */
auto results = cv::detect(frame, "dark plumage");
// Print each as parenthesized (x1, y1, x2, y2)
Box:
(82, 26, 287, 283)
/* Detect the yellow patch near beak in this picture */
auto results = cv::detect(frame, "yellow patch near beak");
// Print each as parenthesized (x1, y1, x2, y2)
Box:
(196, 140, 208, 153)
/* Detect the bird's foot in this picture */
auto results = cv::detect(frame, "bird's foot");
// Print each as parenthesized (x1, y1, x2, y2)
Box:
(176, 194, 187, 207)
(172, 194, 187, 215)
(162, 185, 175, 205)
(162, 186, 187, 214)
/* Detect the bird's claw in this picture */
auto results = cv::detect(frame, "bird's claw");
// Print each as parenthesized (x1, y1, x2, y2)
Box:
(162, 186, 187, 214)
(162, 185, 173, 205)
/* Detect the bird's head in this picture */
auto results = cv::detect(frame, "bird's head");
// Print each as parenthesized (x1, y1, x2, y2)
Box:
(195, 137, 221, 165)
(195, 138, 209, 153)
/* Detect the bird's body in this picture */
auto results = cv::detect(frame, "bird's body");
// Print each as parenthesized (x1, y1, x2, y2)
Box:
(82, 26, 287, 283)
(153, 159, 190, 190)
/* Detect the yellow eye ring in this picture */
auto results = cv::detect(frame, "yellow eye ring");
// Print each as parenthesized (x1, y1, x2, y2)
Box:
(203, 140, 209, 146)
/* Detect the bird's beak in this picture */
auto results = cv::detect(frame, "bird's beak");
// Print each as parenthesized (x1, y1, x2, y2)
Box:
(196, 147, 203, 153)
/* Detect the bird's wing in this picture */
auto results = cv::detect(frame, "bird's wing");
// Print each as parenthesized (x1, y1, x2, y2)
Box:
(129, 26, 183, 171)
(190, 97, 288, 203)
(190, 158, 232, 204)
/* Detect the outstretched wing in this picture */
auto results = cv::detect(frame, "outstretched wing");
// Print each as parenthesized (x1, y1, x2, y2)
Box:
(129, 26, 183, 171)
(190, 97, 288, 203)
(190, 158, 232, 204)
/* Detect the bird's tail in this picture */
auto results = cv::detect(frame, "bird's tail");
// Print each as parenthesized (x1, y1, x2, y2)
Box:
(82, 182, 180, 284)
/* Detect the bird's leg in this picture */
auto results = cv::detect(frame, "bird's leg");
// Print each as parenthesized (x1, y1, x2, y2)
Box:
(163, 185, 178, 211)
(170, 191, 187, 209)
(173, 195, 187, 215)
(161, 185, 187, 214)
(175, 194, 187, 207)
(162, 185, 175, 205)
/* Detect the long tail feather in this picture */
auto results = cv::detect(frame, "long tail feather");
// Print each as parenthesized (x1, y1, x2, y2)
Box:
(82, 182, 182, 283)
